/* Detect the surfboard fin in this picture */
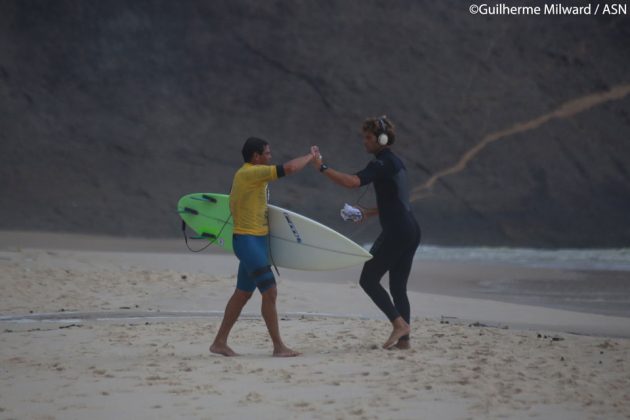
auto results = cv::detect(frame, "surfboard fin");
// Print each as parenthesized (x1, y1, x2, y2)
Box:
(178, 207, 199, 215)
(191, 232, 217, 240)
(201, 194, 218, 203)
(190, 195, 218, 203)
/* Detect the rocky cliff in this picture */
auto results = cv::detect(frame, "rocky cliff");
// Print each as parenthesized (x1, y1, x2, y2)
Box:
(1, 1, 629, 247)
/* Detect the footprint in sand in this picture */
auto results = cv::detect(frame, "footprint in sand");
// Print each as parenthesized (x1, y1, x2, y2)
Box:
(241, 392, 263, 403)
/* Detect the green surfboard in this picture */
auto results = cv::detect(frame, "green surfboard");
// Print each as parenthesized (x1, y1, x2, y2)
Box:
(177, 193, 234, 251)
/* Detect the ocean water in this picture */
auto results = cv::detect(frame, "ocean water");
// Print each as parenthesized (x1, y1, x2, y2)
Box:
(414, 246, 630, 272)
(365, 245, 630, 318)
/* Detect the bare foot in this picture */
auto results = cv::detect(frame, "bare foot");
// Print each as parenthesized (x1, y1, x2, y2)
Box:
(273, 346, 301, 357)
(395, 339, 411, 350)
(383, 324, 411, 349)
(210, 342, 239, 357)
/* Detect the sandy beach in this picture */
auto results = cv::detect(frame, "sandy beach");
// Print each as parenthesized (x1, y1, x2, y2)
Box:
(1, 232, 629, 419)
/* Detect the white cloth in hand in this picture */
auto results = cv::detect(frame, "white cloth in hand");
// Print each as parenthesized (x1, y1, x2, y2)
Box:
(340, 203, 363, 222)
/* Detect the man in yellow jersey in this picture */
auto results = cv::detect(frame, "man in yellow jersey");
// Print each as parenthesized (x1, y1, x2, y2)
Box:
(210, 137, 316, 357)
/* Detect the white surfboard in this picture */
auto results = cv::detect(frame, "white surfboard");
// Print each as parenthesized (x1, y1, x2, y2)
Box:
(267, 204, 372, 270)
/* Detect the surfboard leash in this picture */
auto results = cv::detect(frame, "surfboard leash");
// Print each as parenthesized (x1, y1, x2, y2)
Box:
(180, 213, 233, 253)
(266, 217, 281, 277)
(181, 220, 212, 253)
(354, 185, 371, 206)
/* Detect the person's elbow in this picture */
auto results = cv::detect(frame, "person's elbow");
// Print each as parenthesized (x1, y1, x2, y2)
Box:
(343, 175, 361, 189)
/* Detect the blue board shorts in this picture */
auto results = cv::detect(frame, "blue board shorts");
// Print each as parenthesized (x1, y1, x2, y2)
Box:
(233, 234, 276, 293)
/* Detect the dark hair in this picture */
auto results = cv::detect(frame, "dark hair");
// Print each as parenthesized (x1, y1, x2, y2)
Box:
(362, 116, 396, 145)
(241, 137, 269, 162)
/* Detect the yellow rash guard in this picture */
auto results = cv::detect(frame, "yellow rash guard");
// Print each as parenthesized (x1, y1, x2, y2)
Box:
(230, 163, 285, 235)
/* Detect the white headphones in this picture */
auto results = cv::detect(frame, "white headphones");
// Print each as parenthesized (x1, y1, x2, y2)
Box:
(377, 117, 389, 146)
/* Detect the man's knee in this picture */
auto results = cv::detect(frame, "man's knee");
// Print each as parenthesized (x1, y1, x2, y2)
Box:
(360, 276, 377, 294)
(359, 271, 378, 292)
(234, 289, 254, 304)
(261, 284, 277, 302)
(359, 275, 370, 291)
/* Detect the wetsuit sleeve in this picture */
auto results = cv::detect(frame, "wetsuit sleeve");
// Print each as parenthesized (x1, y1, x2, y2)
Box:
(355, 159, 390, 186)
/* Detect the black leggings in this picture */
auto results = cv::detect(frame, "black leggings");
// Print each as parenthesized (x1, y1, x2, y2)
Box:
(359, 222, 421, 340)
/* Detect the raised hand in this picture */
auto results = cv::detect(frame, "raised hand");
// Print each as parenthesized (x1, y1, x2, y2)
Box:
(310, 145, 323, 168)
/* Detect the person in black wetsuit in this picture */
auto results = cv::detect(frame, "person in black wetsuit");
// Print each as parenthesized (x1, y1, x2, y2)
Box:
(312, 116, 421, 349)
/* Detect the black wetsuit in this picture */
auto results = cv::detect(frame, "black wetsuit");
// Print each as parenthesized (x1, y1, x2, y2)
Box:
(356, 148, 421, 340)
